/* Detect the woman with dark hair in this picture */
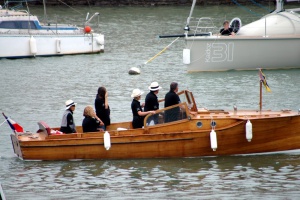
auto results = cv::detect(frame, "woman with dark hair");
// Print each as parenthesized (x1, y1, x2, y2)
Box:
(95, 86, 110, 130)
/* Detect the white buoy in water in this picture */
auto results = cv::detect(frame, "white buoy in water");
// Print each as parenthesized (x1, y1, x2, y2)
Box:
(128, 67, 141, 75)
(246, 120, 253, 142)
(210, 129, 217, 151)
(104, 131, 111, 150)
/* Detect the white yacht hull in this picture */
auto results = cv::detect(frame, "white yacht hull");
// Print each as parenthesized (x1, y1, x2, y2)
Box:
(0, 33, 104, 58)
(184, 35, 300, 72)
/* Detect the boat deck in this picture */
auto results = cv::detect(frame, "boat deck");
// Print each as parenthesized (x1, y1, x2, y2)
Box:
(196, 109, 298, 119)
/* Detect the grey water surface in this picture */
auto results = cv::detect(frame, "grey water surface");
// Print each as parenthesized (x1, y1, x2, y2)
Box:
(0, 5, 300, 199)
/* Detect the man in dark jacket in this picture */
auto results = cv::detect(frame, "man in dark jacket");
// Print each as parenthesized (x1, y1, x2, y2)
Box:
(144, 82, 162, 125)
(164, 82, 181, 123)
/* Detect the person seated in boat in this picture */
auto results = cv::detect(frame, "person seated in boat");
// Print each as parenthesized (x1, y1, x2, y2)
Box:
(82, 105, 104, 132)
(220, 20, 235, 36)
(144, 82, 162, 125)
(131, 89, 156, 129)
(164, 82, 181, 123)
(60, 100, 77, 134)
(95, 86, 110, 131)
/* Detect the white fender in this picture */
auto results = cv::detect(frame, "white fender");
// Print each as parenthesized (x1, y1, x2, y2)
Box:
(56, 39, 61, 53)
(96, 35, 104, 45)
(246, 120, 253, 142)
(210, 129, 217, 151)
(183, 48, 190, 64)
(29, 36, 37, 55)
(104, 131, 111, 150)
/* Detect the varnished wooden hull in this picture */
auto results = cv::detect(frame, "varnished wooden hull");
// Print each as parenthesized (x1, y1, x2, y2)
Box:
(11, 113, 300, 161)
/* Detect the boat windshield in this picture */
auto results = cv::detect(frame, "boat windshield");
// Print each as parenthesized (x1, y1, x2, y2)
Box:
(158, 90, 197, 112)
(144, 102, 190, 127)
(144, 90, 197, 127)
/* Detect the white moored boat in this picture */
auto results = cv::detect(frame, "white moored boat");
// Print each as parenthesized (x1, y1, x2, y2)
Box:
(0, 0, 104, 58)
(182, 0, 300, 72)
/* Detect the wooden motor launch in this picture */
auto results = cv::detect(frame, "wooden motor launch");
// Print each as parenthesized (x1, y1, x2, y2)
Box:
(5, 85, 300, 161)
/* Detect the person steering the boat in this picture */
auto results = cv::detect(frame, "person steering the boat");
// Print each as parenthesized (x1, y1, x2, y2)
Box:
(164, 82, 181, 123)
(82, 105, 104, 132)
(131, 89, 156, 129)
(60, 99, 77, 134)
(220, 20, 235, 36)
(144, 82, 162, 125)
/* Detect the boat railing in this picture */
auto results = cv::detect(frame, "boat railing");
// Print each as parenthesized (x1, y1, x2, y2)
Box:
(144, 102, 190, 127)
(14, 9, 29, 14)
(188, 17, 220, 35)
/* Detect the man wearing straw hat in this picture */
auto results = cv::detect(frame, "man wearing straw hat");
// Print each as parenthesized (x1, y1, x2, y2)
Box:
(131, 89, 155, 129)
(60, 99, 77, 134)
(144, 82, 162, 125)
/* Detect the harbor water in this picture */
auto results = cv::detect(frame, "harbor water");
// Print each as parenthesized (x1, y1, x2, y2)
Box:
(0, 5, 300, 199)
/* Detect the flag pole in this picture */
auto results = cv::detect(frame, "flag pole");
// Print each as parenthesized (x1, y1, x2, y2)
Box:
(259, 80, 262, 111)
(258, 68, 272, 111)
(257, 68, 263, 111)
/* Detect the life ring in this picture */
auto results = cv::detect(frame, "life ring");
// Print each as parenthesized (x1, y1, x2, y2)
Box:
(230, 17, 242, 34)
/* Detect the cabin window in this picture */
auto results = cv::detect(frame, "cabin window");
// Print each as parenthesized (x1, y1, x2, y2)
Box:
(0, 21, 37, 29)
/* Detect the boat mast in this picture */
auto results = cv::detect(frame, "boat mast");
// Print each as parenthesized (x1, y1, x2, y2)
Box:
(43, 0, 48, 24)
(184, 0, 197, 34)
(273, 0, 284, 13)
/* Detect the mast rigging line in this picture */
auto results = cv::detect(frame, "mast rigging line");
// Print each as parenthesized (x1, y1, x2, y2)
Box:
(57, 0, 83, 15)
(231, 0, 263, 17)
(250, 0, 272, 12)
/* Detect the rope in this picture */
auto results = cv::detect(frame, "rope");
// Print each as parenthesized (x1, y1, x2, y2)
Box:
(0, 119, 7, 128)
(142, 37, 180, 66)
(86, 0, 92, 10)
(57, 0, 83, 15)
(231, 0, 262, 17)
(250, 0, 272, 12)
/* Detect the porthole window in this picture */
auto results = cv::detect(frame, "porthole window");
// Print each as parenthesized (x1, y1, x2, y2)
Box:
(211, 121, 216, 128)
(196, 121, 203, 128)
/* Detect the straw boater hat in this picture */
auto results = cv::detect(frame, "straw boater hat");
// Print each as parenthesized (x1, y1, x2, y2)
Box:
(65, 99, 77, 110)
(131, 89, 144, 98)
(148, 82, 162, 91)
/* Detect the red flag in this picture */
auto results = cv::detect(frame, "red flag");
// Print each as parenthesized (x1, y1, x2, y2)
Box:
(2, 113, 24, 133)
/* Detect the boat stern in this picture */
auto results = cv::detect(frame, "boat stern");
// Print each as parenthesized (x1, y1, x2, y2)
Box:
(10, 134, 23, 159)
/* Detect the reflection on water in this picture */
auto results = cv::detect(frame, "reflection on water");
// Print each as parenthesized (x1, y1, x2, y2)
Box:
(0, 5, 300, 199)
(1, 154, 300, 199)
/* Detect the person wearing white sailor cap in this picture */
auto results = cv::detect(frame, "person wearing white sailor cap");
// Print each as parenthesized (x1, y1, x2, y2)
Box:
(144, 82, 162, 125)
(60, 99, 77, 134)
(131, 89, 156, 129)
